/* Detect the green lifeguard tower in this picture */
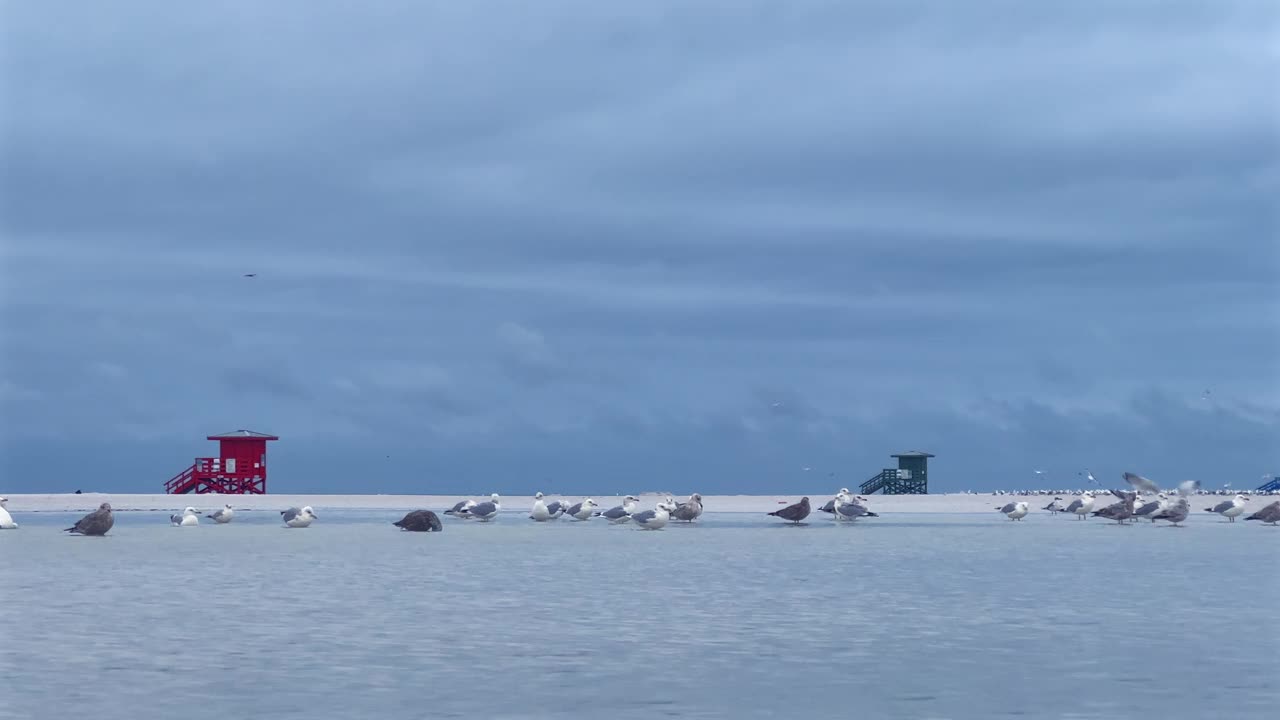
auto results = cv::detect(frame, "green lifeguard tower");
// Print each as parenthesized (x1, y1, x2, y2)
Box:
(859, 450, 933, 495)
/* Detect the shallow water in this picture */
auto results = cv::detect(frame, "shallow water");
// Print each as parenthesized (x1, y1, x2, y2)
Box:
(1, 509, 1275, 719)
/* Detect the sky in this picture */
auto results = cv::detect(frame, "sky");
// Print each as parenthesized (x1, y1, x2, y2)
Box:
(1, 1, 1277, 496)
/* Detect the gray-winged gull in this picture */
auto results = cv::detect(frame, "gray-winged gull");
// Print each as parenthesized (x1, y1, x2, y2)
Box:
(596, 496, 639, 523)
(460, 494, 501, 521)
(444, 500, 475, 517)
(1204, 494, 1249, 522)
(565, 498, 599, 521)
(281, 506, 317, 528)
(1063, 492, 1096, 520)
(393, 509, 443, 532)
(1133, 494, 1168, 522)
(1153, 498, 1190, 526)
(1244, 501, 1280, 525)
(768, 496, 811, 524)
(0, 497, 16, 529)
(996, 501, 1030, 521)
(834, 493, 879, 521)
(206, 504, 235, 524)
(1042, 497, 1065, 514)
(631, 501, 675, 530)
(544, 499, 568, 519)
(170, 507, 200, 526)
(65, 503, 114, 536)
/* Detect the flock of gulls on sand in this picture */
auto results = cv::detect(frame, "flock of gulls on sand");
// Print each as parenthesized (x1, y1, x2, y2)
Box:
(995, 472, 1280, 526)
(2, 471, 1277, 536)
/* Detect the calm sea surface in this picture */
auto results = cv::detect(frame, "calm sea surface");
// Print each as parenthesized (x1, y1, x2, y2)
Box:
(1, 508, 1275, 719)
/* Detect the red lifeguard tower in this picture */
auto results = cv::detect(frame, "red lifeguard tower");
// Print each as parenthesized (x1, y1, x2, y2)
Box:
(164, 429, 278, 494)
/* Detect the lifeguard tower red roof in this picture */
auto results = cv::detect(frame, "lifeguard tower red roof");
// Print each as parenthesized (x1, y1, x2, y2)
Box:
(207, 429, 279, 441)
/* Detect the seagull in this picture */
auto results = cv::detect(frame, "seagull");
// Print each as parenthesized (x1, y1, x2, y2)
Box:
(243, 273, 257, 278)
(670, 493, 703, 523)
(596, 496, 639, 523)
(444, 500, 477, 518)
(543, 499, 568, 519)
(170, 507, 200, 526)
(1092, 490, 1138, 524)
(1153, 498, 1190, 526)
(529, 492, 554, 521)
(393, 509, 443, 532)
(1123, 472, 1161, 494)
(1176, 480, 1201, 497)
(460, 494, 501, 521)
(1042, 497, 1065, 514)
(631, 501, 675, 530)
(767, 497, 811, 524)
(565, 498, 599, 521)
(65, 503, 114, 536)
(1244, 501, 1280, 525)
(1133, 494, 1169, 522)
(0, 497, 16, 529)
(206, 504, 235, 524)
(834, 493, 878, 521)
(281, 506, 317, 528)
(1204, 494, 1249, 522)
(996, 501, 1030, 521)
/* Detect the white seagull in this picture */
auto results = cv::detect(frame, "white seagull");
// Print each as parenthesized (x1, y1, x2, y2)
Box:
(206, 504, 235, 524)
(170, 507, 200, 526)
(631, 501, 675, 530)
(596, 496, 640, 523)
(529, 492, 554, 522)
(1204, 494, 1249, 522)
(282, 506, 318, 528)
(460, 494, 501, 521)
(996, 501, 1030, 521)
(0, 497, 17, 529)
(1064, 492, 1096, 520)
(566, 498, 600, 521)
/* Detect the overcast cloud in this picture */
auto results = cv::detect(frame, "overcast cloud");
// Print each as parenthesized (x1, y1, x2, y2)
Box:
(1, 1, 1276, 494)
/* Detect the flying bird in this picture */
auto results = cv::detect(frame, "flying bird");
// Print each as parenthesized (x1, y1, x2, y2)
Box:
(243, 273, 257, 278)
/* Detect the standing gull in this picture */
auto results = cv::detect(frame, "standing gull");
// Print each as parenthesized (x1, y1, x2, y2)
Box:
(670, 493, 703, 523)
(834, 493, 878, 521)
(1134, 494, 1169, 522)
(170, 507, 200, 526)
(445, 500, 477, 518)
(1204, 494, 1249, 522)
(65, 503, 114, 536)
(281, 506, 318, 528)
(1063, 492, 1096, 520)
(543, 499, 568, 519)
(565, 498, 599, 521)
(0, 497, 16, 529)
(1092, 491, 1137, 524)
(393, 510, 443, 532)
(1153, 498, 1190, 526)
(1042, 497, 1065, 514)
(768, 497, 811, 524)
(460, 494, 502, 521)
(596, 496, 639, 523)
(529, 492, 554, 522)
(206, 504, 235, 524)
(1244, 501, 1280, 525)
(631, 501, 675, 530)
(996, 501, 1030, 521)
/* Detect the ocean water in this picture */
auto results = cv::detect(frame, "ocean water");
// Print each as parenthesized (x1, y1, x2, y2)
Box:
(1, 508, 1274, 719)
